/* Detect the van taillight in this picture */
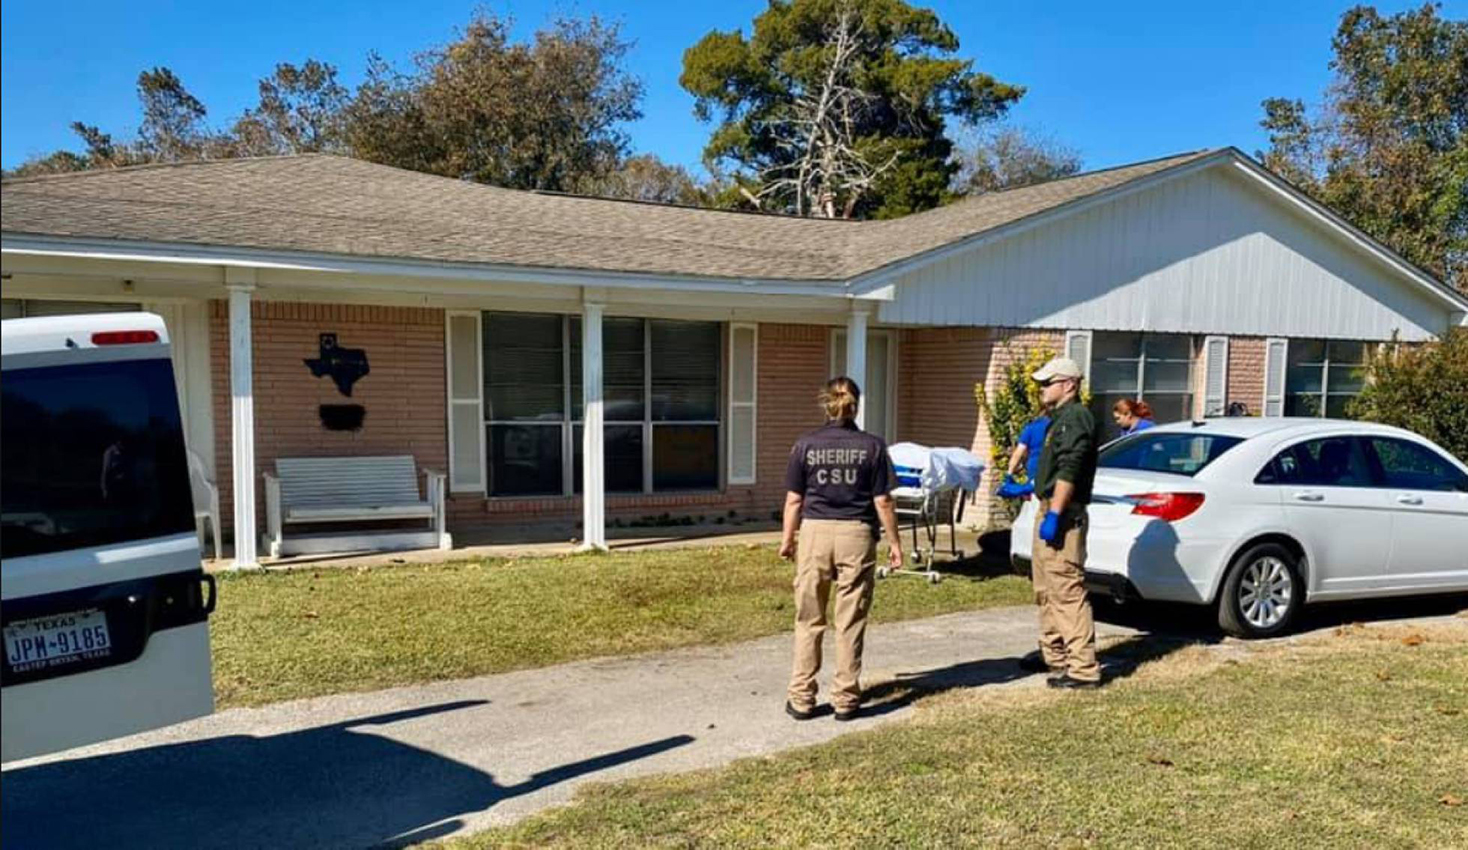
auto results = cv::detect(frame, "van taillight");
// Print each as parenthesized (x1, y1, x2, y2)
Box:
(1129, 492, 1206, 522)
(91, 330, 160, 345)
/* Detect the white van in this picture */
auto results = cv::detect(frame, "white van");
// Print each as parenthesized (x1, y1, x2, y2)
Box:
(2, 312, 215, 762)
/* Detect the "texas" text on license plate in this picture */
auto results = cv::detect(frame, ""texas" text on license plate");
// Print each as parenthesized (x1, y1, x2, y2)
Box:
(4, 610, 112, 673)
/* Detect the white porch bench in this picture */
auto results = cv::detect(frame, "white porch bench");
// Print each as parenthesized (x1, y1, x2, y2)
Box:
(262, 455, 451, 558)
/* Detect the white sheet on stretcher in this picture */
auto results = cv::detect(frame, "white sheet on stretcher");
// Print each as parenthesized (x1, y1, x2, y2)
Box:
(889, 442, 985, 494)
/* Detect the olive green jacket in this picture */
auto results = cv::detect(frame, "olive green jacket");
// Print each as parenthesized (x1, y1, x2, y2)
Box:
(1035, 398, 1099, 507)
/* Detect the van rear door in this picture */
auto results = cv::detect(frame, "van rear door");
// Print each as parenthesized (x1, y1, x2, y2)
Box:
(2, 315, 215, 762)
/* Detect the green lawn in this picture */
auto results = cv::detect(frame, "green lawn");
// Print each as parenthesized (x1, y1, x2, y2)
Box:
(210, 546, 1029, 708)
(459, 619, 1468, 849)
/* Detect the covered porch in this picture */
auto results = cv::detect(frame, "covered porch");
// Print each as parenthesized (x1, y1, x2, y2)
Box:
(1, 244, 898, 567)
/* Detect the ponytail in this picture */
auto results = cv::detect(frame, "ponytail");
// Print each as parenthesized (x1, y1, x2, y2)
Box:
(819, 376, 861, 422)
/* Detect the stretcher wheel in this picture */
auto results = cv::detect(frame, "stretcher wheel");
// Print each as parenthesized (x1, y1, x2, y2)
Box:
(926, 571, 942, 584)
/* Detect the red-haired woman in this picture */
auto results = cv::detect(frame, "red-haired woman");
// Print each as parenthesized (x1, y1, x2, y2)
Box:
(1112, 399, 1156, 435)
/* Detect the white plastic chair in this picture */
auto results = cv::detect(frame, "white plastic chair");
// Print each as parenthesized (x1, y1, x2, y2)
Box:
(187, 448, 222, 559)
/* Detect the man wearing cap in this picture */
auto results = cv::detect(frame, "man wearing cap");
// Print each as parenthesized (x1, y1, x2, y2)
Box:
(1029, 356, 1102, 689)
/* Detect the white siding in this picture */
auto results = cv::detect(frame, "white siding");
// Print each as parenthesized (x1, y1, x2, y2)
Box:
(877, 164, 1454, 341)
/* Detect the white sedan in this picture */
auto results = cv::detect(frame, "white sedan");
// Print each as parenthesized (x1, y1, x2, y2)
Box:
(1011, 418, 1468, 638)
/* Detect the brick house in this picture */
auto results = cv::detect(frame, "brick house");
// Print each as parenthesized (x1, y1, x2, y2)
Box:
(4, 148, 1465, 566)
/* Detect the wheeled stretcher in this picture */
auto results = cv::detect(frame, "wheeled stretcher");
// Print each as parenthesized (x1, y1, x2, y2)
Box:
(882, 443, 985, 583)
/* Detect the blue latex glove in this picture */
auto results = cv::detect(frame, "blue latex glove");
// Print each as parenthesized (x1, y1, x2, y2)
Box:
(995, 477, 1034, 500)
(1039, 510, 1063, 546)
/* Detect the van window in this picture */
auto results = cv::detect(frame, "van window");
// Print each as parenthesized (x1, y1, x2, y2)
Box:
(1, 358, 194, 559)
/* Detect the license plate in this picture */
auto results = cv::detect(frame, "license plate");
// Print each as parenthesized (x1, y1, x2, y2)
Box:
(4, 610, 112, 673)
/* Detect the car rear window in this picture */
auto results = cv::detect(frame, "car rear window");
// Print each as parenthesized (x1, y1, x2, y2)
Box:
(1, 358, 194, 559)
(1099, 432, 1244, 477)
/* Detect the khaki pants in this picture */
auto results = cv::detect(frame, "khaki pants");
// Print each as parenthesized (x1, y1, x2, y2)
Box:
(1031, 504, 1101, 682)
(788, 519, 876, 713)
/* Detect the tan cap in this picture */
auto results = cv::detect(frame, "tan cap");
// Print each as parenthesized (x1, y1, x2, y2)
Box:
(1032, 357, 1084, 382)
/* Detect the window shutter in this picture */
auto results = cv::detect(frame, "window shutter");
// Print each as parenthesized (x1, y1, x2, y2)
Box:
(728, 323, 758, 485)
(447, 312, 486, 492)
(1065, 330, 1093, 384)
(1203, 336, 1229, 417)
(1263, 338, 1288, 417)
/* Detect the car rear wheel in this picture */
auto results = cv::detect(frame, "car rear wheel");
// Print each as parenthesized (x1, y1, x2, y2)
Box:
(1217, 542, 1303, 639)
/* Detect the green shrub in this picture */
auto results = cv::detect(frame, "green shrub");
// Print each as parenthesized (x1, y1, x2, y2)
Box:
(1348, 328, 1468, 462)
(974, 344, 1054, 475)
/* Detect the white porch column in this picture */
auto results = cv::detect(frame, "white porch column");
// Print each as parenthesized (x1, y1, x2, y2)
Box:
(580, 301, 607, 550)
(845, 309, 868, 431)
(226, 270, 258, 568)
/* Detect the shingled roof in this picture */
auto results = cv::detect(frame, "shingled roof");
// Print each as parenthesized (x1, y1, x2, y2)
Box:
(1, 149, 1217, 283)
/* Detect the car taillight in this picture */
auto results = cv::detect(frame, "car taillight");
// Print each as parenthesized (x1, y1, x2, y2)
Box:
(91, 330, 160, 345)
(1129, 492, 1206, 522)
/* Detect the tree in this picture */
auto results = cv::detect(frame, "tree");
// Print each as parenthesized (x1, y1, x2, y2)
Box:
(952, 127, 1082, 196)
(576, 153, 710, 205)
(7, 12, 644, 196)
(346, 13, 643, 192)
(232, 60, 350, 156)
(4, 69, 216, 176)
(134, 67, 217, 161)
(680, 0, 1023, 219)
(1349, 329, 1468, 462)
(1259, 3, 1468, 294)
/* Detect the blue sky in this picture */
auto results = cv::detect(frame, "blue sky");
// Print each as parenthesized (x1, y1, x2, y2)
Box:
(3, 1, 1460, 174)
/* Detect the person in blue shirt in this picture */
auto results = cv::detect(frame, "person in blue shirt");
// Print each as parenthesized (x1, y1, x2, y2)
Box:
(1112, 399, 1156, 436)
(995, 410, 1050, 500)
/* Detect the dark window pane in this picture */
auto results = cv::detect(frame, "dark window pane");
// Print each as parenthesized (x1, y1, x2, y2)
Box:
(1, 359, 194, 559)
(1367, 438, 1465, 492)
(1092, 331, 1143, 362)
(1326, 363, 1365, 395)
(1327, 341, 1367, 364)
(653, 425, 719, 490)
(1285, 393, 1322, 417)
(1091, 359, 1139, 394)
(1278, 437, 1373, 487)
(488, 424, 563, 496)
(1142, 361, 1192, 394)
(651, 321, 720, 421)
(1143, 394, 1193, 428)
(571, 317, 645, 421)
(483, 313, 563, 421)
(1100, 432, 1243, 477)
(573, 425, 644, 494)
(1324, 394, 1355, 419)
(1286, 339, 1326, 398)
(1143, 335, 1193, 361)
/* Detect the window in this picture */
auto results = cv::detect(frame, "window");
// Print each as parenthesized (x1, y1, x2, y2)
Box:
(1256, 437, 1374, 488)
(1365, 438, 1468, 492)
(831, 329, 895, 440)
(2, 299, 141, 319)
(484, 313, 565, 496)
(481, 312, 722, 497)
(1, 359, 195, 559)
(1099, 432, 1243, 477)
(1090, 333, 1195, 440)
(1285, 340, 1367, 418)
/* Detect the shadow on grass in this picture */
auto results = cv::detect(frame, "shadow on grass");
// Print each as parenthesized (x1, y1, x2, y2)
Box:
(1092, 592, 1468, 642)
(1, 700, 694, 850)
(857, 632, 1204, 720)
